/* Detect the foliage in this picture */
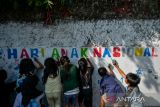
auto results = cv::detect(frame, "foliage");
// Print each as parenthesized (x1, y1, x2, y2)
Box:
(27, 0, 54, 9)
(0, 0, 160, 23)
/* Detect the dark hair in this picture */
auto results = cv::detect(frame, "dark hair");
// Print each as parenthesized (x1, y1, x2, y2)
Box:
(0, 69, 7, 83)
(60, 56, 71, 81)
(98, 67, 109, 77)
(126, 73, 141, 87)
(19, 58, 35, 76)
(21, 75, 41, 106)
(43, 58, 58, 84)
(78, 58, 88, 74)
(78, 58, 88, 65)
(60, 56, 70, 65)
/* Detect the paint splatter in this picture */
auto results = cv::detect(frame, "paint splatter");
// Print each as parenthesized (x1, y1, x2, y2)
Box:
(136, 68, 144, 76)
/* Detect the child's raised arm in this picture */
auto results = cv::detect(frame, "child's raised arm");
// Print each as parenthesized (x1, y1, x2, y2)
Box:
(112, 60, 126, 79)
(33, 58, 44, 69)
(86, 58, 94, 68)
(108, 64, 115, 76)
(86, 58, 94, 74)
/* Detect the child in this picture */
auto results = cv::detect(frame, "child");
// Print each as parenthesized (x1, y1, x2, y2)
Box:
(60, 56, 79, 107)
(16, 58, 47, 107)
(16, 58, 44, 92)
(98, 65, 124, 107)
(78, 58, 94, 107)
(13, 75, 44, 107)
(43, 57, 62, 107)
(16, 58, 36, 91)
(112, 60, 145, 107)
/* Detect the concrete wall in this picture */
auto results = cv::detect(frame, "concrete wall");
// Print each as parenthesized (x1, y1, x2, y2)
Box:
(0, 20, 160, 47)
(0, 20, 160, 106)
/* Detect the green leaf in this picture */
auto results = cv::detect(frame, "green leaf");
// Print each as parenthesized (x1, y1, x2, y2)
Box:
(48, 0, 53, 5)
(43, 0, 53, 9)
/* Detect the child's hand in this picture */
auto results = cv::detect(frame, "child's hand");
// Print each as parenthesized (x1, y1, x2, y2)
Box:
(108, 64, 113, 70)
(102, 94, 114, 104)
(56, 58, 61, 66)
(112, 60, 118, 67)
(34, 57, 38, 62)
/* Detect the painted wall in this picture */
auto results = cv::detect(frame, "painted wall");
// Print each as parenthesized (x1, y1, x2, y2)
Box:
(0, 20, 160, 106)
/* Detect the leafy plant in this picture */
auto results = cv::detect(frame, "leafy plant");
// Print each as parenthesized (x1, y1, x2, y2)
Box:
(43, 0, 54, 9)
(27, 0, 54, 9)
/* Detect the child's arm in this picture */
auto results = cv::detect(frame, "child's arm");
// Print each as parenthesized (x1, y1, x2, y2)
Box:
(112, 60, 126, 79)
(86, 58, 93, 68)
(100, 96, 105, 107)
(86, 58, 94, 74)
(108, 64, 115, 76)
(33, 58, 44, 69)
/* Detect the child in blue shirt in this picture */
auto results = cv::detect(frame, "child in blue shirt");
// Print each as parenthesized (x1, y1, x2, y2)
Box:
(98, 65, 124, 107)
(112, 60, 145, 107)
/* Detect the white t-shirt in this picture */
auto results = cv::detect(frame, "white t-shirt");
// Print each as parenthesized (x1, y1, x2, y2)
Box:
(64, 87, 80, 95)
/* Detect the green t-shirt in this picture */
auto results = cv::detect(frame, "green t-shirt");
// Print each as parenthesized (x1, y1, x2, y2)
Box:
(60, 64, 79, 92)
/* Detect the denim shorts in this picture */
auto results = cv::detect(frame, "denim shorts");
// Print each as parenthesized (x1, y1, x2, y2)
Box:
(64, 94, 78, 107)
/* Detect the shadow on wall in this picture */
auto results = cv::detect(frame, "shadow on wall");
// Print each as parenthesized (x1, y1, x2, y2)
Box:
(128, 56, 160, 106)
(134, 57, 159, 92)
(142, 93, 160, 106)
